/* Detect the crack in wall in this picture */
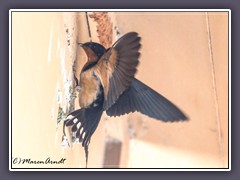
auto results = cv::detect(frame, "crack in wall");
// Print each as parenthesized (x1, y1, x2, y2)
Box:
(205, 12, 224, 167)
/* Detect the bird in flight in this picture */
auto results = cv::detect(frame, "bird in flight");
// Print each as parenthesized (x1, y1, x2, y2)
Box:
(62, 32, 187, 167)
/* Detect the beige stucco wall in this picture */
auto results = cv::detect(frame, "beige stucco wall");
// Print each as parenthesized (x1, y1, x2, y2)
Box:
(11, 11, 229, 169)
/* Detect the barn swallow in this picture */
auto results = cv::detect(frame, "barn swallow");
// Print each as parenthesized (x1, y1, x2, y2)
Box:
(63, 32, 187, 167)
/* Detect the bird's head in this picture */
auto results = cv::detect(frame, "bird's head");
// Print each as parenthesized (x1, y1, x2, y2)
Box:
(79, 42, 106, 60)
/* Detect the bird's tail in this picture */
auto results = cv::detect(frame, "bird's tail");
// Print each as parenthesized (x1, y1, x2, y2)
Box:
(62, 106, 103, 168)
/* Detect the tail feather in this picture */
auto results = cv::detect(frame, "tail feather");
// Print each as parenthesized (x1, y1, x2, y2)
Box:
(63, 106, 103, 167)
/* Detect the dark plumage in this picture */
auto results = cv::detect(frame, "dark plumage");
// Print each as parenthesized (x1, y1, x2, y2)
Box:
(62, 32, 188, 167)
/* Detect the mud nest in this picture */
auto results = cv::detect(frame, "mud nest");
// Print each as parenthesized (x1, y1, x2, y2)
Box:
(89, 12, 113, 48)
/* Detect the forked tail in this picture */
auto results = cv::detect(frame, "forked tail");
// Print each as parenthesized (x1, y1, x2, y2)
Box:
(62, 106, 103, 167)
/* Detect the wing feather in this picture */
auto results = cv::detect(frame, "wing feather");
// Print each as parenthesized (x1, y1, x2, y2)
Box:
(94, 32, 141, 110)
(106, 78, 188, 122)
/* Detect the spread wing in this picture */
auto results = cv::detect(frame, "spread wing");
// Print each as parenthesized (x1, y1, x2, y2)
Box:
(94, 32, 141, 110)
(106, 78, 188, 122)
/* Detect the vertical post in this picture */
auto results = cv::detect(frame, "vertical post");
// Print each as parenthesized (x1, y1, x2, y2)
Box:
(102, 136, 122, 168)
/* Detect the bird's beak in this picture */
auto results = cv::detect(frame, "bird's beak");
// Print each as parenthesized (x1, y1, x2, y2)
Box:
(78, 43, 84, 47)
